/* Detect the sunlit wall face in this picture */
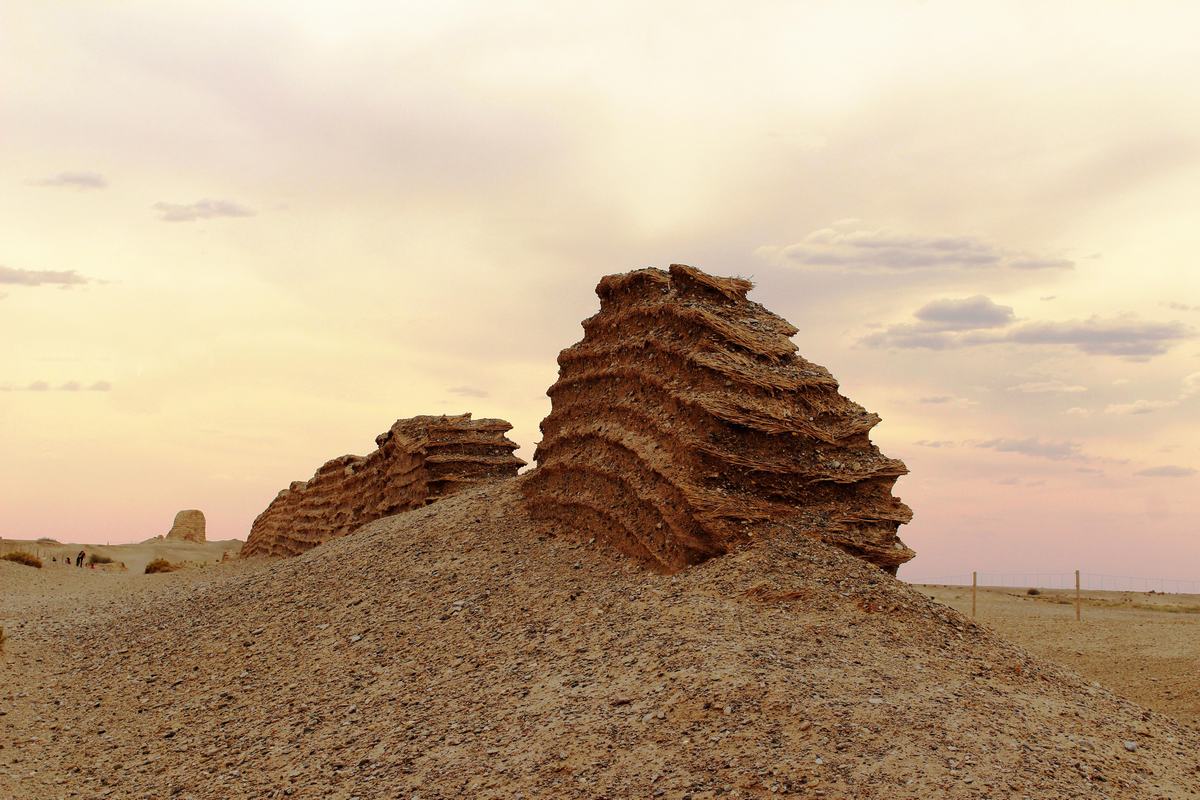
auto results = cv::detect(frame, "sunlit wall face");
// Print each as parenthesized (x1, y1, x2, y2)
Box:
(2, 1, 1199, 580)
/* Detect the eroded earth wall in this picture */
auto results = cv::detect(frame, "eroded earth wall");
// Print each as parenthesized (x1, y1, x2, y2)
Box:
(165, 510, 206, 543)
(243, 413, 524, 557)
(522, 264, 914, 573)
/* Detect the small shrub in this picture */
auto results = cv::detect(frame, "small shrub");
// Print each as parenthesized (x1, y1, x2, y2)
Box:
(2, 551, 42, 569)
(1026, 588, 1041, 596)
(87, 553, 114, 565)
(144, 558, 177, 574)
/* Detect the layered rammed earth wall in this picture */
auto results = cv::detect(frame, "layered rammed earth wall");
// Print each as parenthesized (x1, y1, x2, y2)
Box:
(522, 264, 914, 574)
(243, 413, 524, 557)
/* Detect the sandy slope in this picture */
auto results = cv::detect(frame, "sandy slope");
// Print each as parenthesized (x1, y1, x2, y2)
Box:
(2, 479, 1198, 799)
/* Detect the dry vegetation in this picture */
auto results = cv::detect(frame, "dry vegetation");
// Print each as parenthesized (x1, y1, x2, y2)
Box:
(143, 558, 177, 574)
(1, 551, 42, 569)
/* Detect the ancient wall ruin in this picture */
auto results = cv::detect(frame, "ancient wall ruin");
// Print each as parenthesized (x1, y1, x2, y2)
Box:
(522, 264, 914, 574)
(242, 413, 525, 558)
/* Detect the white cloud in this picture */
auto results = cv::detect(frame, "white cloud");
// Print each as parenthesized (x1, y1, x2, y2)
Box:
(0, 265, 88, 286)
(1008, 381, 1088, 394)
(153, 199, 255, 222)
(30, 171, 107, 189)
(977, 437, 1083, 461)
(864, 308, 1191, 361)
(760, 221, 1075, 273)
(1104, 399, 1177, 415)
(1135, 465, 1197, 478)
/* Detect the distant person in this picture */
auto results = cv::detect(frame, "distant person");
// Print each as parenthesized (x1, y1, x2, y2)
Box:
(76, 550, 84, 567)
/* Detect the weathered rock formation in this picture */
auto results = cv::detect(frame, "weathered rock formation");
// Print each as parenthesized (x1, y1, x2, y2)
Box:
(523, 264, 913, 574)
(242, 413, 525, 558)
(164, 510, 206, 543)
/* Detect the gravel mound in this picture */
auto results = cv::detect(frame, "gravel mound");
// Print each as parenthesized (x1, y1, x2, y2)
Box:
(2, 480, 1198, 798)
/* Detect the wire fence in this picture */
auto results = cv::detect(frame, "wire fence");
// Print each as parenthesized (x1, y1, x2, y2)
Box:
(903, 571, 1200, 595)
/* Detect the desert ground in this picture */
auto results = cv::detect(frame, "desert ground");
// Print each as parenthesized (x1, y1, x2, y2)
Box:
(3, 480, 1199, 799)
(921, 584, 1200, 728)
(1, 537, 242, 576)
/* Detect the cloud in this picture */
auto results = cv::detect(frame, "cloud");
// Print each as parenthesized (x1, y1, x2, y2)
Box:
(759, 221, 1075, 273)
(0, 265, 89, 286)
(913, 295, 1014, 331)
(1008, 258, 1074, 270)
(918, 396, 953, 404)
(447, 385, 489, 398)
(1134, 465, 1197, 478)
(863, 299, 1191, 361)
(977, 437, 1083, 461)
(0, 380, 112, 392)
(1065, 407, 1090, 417)
(1163, 301, 1199, 312)
(914, 439, 955, 448)
(30, 171, 107, 189)
(1006, 319, 1191, 359)
(1104, 399, 1177, 415)
(153, 199, 255, 222)
(1008, 380, 1088, 394)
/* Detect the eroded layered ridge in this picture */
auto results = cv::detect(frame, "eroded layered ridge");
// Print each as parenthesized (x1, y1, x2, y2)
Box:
(242, 413, 524, 557)
(523, 264, 913, 573)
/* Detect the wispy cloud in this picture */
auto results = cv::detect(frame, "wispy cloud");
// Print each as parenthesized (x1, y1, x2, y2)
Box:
(759, 221, 1075, 272)
(863, 298, 1191, 361)
(977, 437, 1083, 461)
(0, 265, 89, 286)
(1104, 399, 1177, 415)
(914, 439, 955, 448)
(1135, 465, 1197, 478)
(447, 385, 489, 398)
(153, 199, 255, 222)
(1008, 380, 1088, 394)
(1006, 319, 1191, 359)
(30, 171, 107, 189)
(0, 380, 112, 392)
(916, 394, 976, 408)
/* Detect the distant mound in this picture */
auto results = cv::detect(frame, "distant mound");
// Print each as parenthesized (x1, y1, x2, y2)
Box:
(524, 264, 913, 573)
(242, 413, 525, 557)
(164, 509, 206, 543)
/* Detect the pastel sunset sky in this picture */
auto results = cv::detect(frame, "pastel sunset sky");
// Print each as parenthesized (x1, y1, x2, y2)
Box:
(3, 1, 1198, 581)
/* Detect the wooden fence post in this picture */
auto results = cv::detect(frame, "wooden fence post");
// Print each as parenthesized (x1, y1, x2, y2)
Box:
(1075, 570, 1081, 622)
(972, 571, 977, 618)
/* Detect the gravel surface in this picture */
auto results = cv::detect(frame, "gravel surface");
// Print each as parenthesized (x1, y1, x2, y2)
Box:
(3, 478, 1198, 798)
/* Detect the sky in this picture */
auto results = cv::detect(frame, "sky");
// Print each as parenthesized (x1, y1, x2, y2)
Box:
(2, 1, 1199, 581)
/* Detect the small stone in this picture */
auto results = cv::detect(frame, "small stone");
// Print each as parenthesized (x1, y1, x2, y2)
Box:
(1123, 741, 1138, 752)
